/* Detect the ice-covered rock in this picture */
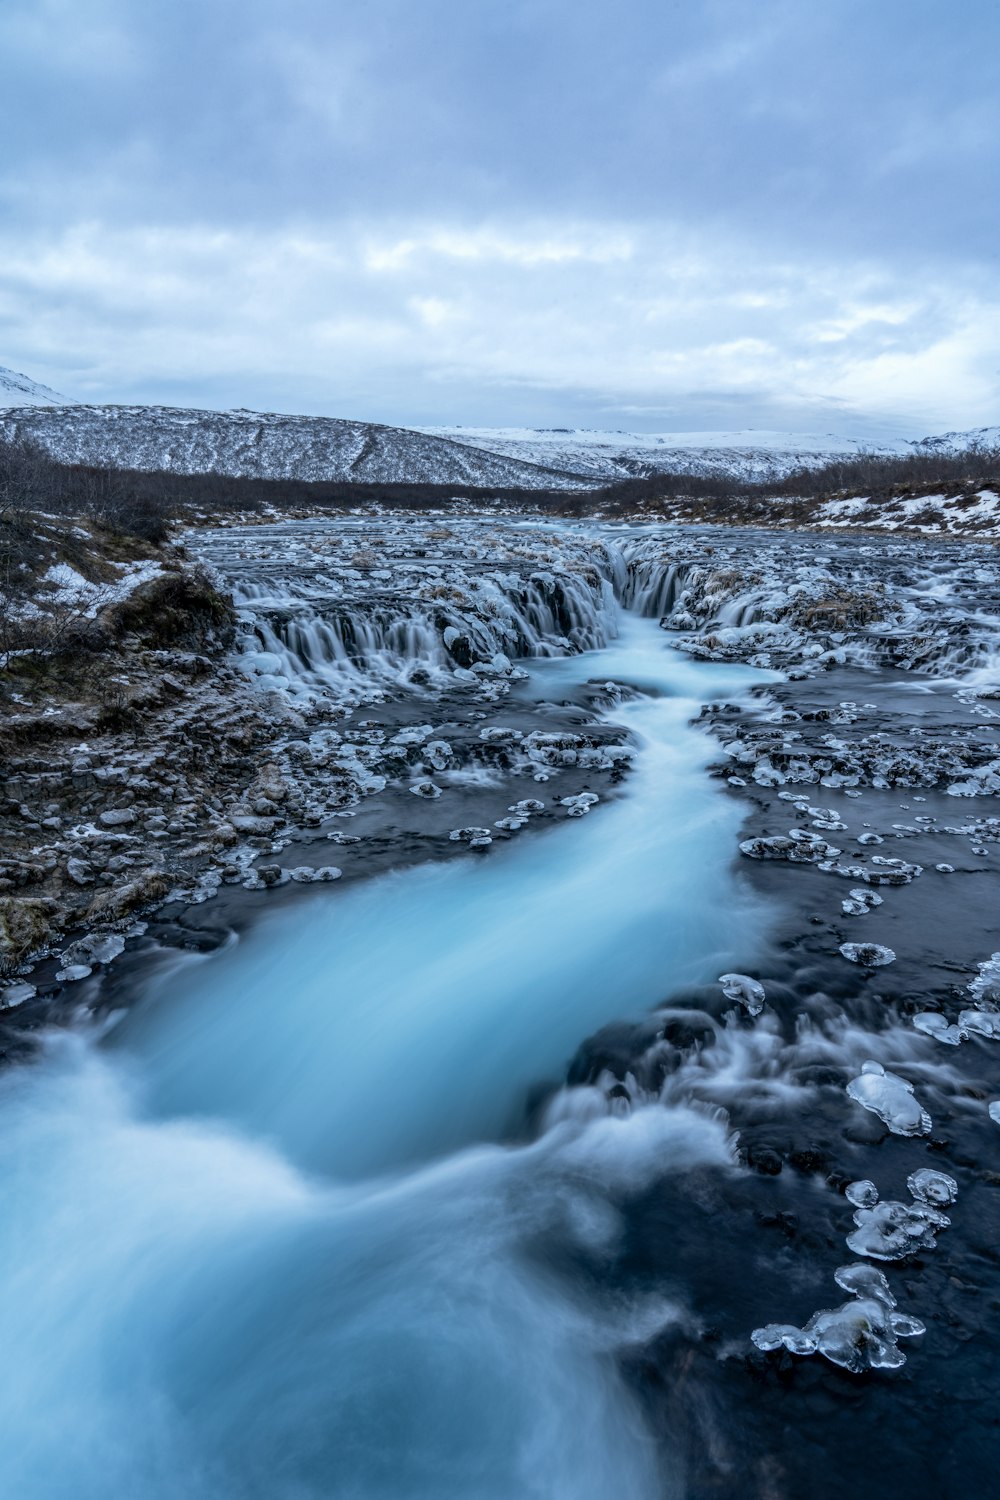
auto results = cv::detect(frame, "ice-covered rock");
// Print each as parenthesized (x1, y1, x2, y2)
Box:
(752, 1261, 924, 1372)
(847, 1198, 949, 1260)
(907, 1168, 958, 1207)
(449, 827, 493, 847)
(409, 780, 442, 798)
(845, 1180, 879, 1209)
(912, 1011, 964, 1045)
(957, 1008, 1000, 1040)
(846, 1061, 931, 1136)
(560, 793, 599, 817)
(839, 942, 896, 966)
(740, 832, 841, 863)
(833, 1262, 895, 1304)
(968, 953, 1000, 1006)
(718, 973, 766, 1016)
(841, 887, 884, 916)
(55, 963, 92, 982)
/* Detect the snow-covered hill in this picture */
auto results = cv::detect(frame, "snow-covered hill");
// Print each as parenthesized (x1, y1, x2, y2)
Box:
(1, 357, 994, 489)
(0, 364, 76, 408)
(912, 425, 1000, 455)
(421, 424, 1000, 483)
(418, 426, 914, 483)
(0, 405, 585, 490)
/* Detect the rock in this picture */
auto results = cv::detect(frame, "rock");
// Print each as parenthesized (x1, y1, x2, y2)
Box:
(98, 809, 137, 828)
(449, 827, 493, 847)
(66, 857, 95, 886)
(85, 871, 170, 923)
(227, 813, 278, 835)
(0, 897, 57, 974)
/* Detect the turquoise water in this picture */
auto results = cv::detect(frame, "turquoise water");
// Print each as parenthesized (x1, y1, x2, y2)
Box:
(0, 614, 772, 1499)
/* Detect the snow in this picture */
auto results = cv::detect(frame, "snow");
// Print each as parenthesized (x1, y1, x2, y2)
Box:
(36, 559, 163, 618)
(420, 425, 912, 484)
(0, 364, 76, 408)
(0, 404, 589, 491)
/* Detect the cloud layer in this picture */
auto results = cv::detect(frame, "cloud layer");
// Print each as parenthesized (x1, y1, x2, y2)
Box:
(1, 0, 997, 432)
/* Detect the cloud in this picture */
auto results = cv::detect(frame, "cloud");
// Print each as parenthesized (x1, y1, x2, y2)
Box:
(0, 1, 996, 428)
(0, 217, 995, 435)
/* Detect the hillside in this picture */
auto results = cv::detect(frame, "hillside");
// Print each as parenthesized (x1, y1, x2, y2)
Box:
(0, 404, 585, 490)
(421, 424, 1000, 484)
(0, 365, 77, 409)
(1, 360, 994, 491)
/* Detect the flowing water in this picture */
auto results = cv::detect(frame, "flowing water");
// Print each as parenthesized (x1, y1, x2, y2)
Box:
(6, 519, 1000, 1498)
(0, 612, 772, 1500)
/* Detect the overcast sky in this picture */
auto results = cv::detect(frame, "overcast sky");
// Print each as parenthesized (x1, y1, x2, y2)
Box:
(1, 0, 998, 435)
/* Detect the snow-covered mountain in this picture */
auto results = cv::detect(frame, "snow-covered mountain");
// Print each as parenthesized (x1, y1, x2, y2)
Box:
(0, 364, 76, 408)
(0, 405, 584, 490)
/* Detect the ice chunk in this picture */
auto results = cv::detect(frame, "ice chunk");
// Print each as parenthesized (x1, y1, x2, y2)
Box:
(718, 973, 766, 1016)
(968, 953, 1000, 1006)
(751, 1323, 818, 1356)
(907, 1168, 958, 1207)
(55, 963, 92, 982)
(839, 942, 896, 966)
(0, 981, 36, 1008)
(957, 1008, 1000, 1041)
(845, 1180, 879, 1209)
(912, 1011, 964, 1045)
(841, 887, 884, 917)
(989, 1101, 1000, 1126)
(847, 1198, 949, 1260)
(560, 793, 599, 817)
(833, 1262, 894, 1305)
(846, 1061, 931, 1136)
(752, 1264, 924, 1372)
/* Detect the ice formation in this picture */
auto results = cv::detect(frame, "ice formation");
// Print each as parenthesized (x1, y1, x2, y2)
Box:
(907, 1168, 958, 1207)
(839, 942, 896, 966)
(718, 973, 766, 1016)
(845, 1180, 879, 1209)
(847, 1199, 949, 1260)
(752, 1262, 924, 1372)
(846, 1061, 931, 1136)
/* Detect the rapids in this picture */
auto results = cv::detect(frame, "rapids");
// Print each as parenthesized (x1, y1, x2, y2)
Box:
(0, 612, 772, 1500)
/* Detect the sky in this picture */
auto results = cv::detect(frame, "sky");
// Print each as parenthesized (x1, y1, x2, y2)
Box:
(1, 0, 998, 437)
